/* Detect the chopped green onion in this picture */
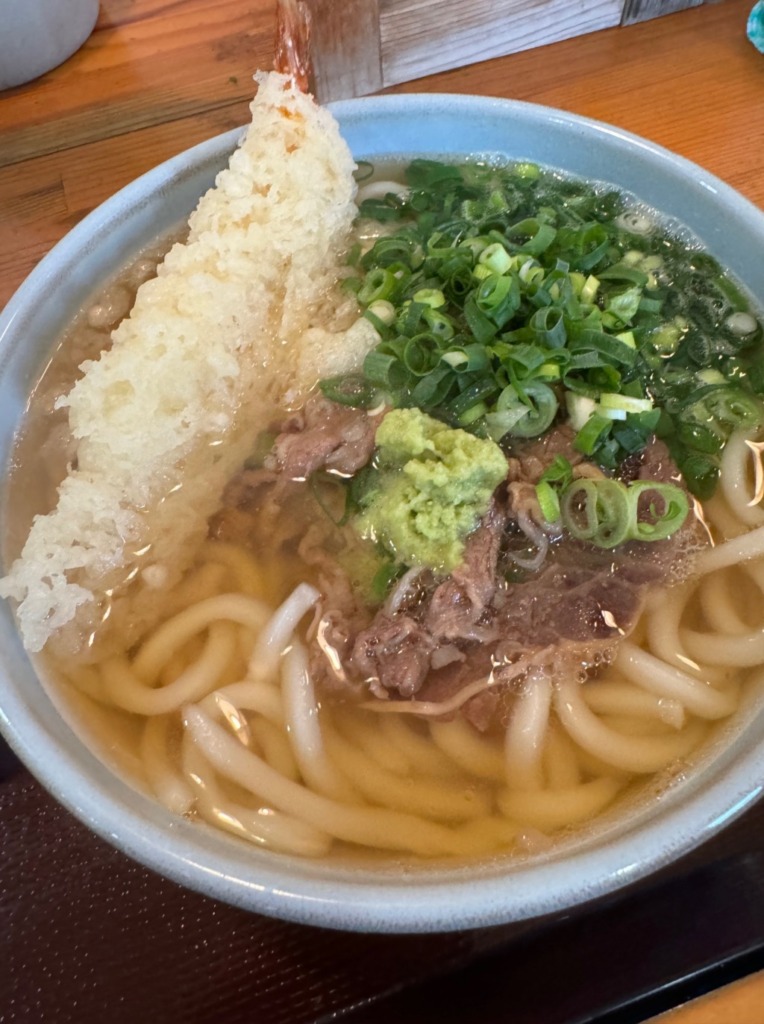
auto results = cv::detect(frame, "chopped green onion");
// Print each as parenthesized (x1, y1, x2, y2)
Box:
(319, 375, 378, 408)
(358, 268, 398, 305)
(514, 162, 540, 180)
(530, 306, 567, 348)
(478, 242, 513, 275)
(317, 157, 762, 499)
(413, 288, 446, 309)
(599, 392, 653, 415)
(540, 455, 574, 489)
(580, 275, 600, 304)
(726, 311, 759, 337)
(560, 477, 688, 548)
(536, 480, 561, 523)
(599, 406, 628, 421)
(574, 413, 612, 455)
(367, 299, 396, 326)
(566, 392, 597, 431)
(627, 481, 689, 541)
(561, 478, 631, 548)
(696, 368, 726, 386)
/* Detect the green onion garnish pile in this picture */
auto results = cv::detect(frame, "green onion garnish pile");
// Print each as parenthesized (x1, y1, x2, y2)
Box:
(321, 159, 764, 499)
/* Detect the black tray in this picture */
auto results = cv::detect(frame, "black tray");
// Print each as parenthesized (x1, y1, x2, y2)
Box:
(1, 738, 762, 1024)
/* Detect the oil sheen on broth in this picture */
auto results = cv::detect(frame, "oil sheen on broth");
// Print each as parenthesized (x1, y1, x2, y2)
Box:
(7, 158, 764, 866)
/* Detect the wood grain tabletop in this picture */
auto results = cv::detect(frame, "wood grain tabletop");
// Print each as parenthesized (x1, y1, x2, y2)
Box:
(0, 1, 763, 1021)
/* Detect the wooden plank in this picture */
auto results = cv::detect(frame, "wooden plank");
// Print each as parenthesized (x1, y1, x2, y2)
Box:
(651, 970, 764, 1024)
(1, 0, 761, 310)
(0, 104, 247, 308)
(621, 0, 706, 26)
(0, 0, 276, 169)
(378, 0, 623, 87)
(386, 2, 764, 210)
(307, 0, 383, 101)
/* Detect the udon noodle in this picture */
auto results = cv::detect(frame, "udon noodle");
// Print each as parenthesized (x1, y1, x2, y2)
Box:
(39, 432, 761, 860)
(7, 144, 764, 864)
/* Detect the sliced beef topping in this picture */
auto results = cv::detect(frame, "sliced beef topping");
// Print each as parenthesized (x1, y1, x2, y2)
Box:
(425, 500, 506, 642)
(416, 649, 500, 730)
(636, 437, 681, 485)
(266, 393, 379, 480)
(505, 422, 583, 485)
(350, 613, 435, 699)
(211, 396, 379, 544)
(494, 560, 644, 647)
(210, 406, 702, 727)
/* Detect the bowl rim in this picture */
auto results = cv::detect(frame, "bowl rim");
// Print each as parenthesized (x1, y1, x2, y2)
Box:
(1, 90, 763, 933)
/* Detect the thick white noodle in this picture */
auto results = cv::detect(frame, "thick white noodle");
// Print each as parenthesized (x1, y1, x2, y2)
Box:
(719, 433, 764, 527)
(165, 562, 229, 616)
(615, 643, 738, 718)
(200, 540, 265, 596)
(555, 676, 707, 773)
(324, 724, 490, 822)
(695, 524, 764, 574)
(332, 711, 412, 776)
(598, 714, 677, 737)
(377, 714, 463, 778)
(698, 570, 751, 636)
(181, 735, 332, 857)
(102, 621, 237, 715)
(504, 669, 552, 790)
(429, 718, 507, 781)
(207, 679, 285, 727)
(132, 593, 270, 680)
(681, 625, 764, 668)
(498, 778, 622, 832)
(542, 722, 582, 789)
(64, 663, 108, 703)
(644, 587, 701, 675)
(280, 638, 359, 803)
(247, 583, 320, 682)
(197, 685, 299, 780)
(182, 705, 495, 857)
(583, 680, 686, 730)
(742, 559, 764, 591)
(249, 717, 301, 782)
(140, 715, 195, 815)
(704, 492, 748, 540)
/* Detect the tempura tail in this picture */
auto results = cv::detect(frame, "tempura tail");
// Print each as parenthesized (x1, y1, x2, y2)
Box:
(0, 71, 374, 657)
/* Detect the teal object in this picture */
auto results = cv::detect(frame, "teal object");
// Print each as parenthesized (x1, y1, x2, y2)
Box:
(749, 1, 764, 53)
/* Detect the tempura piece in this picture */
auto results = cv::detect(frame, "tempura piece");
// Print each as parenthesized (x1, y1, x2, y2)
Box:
(1, 71, 375, 656)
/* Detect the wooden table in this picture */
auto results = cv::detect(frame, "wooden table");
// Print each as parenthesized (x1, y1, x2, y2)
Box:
(1, 2, 763, 1022)
(1, 0, 763, 310)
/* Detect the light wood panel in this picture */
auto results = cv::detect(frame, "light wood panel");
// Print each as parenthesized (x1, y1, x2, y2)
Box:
(654, 970, 764, 1024)
(623, 0, 706, 23)
(309, 0, 383, 101)
(379, 0, 623, 86)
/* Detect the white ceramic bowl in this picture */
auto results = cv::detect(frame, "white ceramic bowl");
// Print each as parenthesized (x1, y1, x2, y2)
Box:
(1, 94, 763, 933)
(0, 0, 99, 90)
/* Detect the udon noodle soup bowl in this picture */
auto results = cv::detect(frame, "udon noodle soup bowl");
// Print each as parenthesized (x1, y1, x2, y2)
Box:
(1, 94, 763, 933)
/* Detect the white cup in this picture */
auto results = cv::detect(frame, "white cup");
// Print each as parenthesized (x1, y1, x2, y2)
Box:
(0, 0, 99, 90)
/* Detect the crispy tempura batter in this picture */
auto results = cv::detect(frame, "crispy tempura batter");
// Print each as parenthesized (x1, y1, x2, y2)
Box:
(0, 72, 372, 657)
